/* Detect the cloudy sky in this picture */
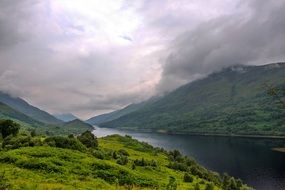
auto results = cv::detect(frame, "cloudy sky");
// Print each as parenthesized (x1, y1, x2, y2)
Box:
(0, 0, 285, 119)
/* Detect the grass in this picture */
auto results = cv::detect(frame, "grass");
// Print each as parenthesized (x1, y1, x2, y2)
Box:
(0, 134, 251, 190)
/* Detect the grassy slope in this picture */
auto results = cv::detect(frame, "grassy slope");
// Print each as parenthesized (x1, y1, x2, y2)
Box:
(100, 63, 285, 136)
(0, 135, 251, 190)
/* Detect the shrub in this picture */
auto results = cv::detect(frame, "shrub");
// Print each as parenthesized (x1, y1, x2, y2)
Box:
(0, 119, 20, 138)
(168, 150, 183, 162)
(77, 131, 98, 148)
(205, 182, 214, 190)
(2, 135, 31, 149)
(116, 156, 128, 165)
(93, 150, 110, 160)
(194, 183, 200, 190)
(183, 173, 193, 182)
(30, 129, 36, 137)
(134, 158, 157, 167)
(118, 149, 129, 156)
(44, 136, 86, 151)
(168, 161, 188, 171)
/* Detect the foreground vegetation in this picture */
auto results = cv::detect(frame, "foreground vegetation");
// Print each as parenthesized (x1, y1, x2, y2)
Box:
(0, 120, 251, 190)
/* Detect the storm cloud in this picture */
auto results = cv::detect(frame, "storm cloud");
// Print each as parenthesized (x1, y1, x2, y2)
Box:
(0, 0, 284, 118)
(157, 0, 285, 92)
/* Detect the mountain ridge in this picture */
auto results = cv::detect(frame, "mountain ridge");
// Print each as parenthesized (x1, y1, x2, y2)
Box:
(0, 92, 62, 124)
(99, 62, 285, 136)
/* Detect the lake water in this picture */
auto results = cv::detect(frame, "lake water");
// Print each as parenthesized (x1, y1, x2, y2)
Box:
(93, 127, 285, 190)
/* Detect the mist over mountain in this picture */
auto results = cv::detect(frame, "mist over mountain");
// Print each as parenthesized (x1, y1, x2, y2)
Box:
(0, 92, 62, 124)
(99, 62, 285, 136)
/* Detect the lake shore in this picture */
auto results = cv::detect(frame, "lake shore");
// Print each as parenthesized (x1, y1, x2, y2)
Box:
(272, 148, 285, 153)
(102, 127, 285, 139)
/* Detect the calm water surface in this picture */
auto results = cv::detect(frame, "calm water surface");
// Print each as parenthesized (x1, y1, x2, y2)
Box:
(93, 127, 285, 190)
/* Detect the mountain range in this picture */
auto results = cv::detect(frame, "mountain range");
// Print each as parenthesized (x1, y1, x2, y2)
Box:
(54, 113, 78, 122)
(93, 62, 285, 136)
(0, 92, 93, 135)
(0, 92, 62, 124)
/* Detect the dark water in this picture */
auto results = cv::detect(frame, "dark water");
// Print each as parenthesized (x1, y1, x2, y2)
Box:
(93, 127, 285, 190)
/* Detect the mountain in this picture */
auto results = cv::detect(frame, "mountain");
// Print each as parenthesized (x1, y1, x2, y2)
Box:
(86, 99, 158, 125)
(54, 113, 78, 122)
(62, 119, 94, 133)
(0, 101, 43, 128)
(0, 92, 62, 124)
(100, 62, 285, 136)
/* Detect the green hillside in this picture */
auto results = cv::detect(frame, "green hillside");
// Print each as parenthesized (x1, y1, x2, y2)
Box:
(0, 92, 63, 124)
(0, 102, 93, 135)
(86, 98, 159, 125)
(100, 63, 285, 136)
(60, 119, 94, 134)
(0, 131, 251, 190)
(0, 102, 43, 129)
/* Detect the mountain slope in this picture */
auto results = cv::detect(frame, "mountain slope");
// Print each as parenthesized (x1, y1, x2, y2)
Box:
(0, 101, 43, 128)
(54, 113, 78, 122)
(100, 62, 285, 136)
(86, 97, 159, 125)
(0, 92, 62, 124)
(0, 101, 93, 135)
(62, 119, 94, 133)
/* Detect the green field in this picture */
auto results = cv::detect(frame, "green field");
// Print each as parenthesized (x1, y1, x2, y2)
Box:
(0, 129, 251, 190)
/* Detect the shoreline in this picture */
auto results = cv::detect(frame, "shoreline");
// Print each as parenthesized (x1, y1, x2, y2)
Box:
(96, 126, 285, 139)
(272, 148, 285, 153)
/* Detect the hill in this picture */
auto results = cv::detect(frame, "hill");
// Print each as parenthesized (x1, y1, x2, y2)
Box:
(0, 101, 44, 129)
(62, 119, 94, 133)
(0, 101, 93, 135)
(54, 113, 78, 122)
(86, 97, 160, 125)
(87, 103, 146, 125)
(0, 134, 251, 190)
(100, 62, 285, 136)
(0, 92, 62, 124)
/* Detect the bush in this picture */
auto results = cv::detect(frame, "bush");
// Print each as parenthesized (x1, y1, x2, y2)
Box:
(183, 173, 193, 182)
(93, 150, 106, 159)
(205, 182, 214, 190)
(30, 129, 36, 137)
(0, 119, 20, 138)
(116, 156, 128, 165)
(44, 136, 86, 151)
(134, 158, 157, 167)
(168, 161, 188, 171)
(77, 131, 98, 148)
(194, 183, 200, 190)
(2, 135, 31, 149)
(118, 149, 129, 156)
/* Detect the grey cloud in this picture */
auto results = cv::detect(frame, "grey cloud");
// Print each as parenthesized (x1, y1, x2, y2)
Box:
(1, 0, 284, 118)
(156, 0, 285, 93)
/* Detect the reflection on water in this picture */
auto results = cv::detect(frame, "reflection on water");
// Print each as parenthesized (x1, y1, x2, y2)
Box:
(93, 126, 285, 190)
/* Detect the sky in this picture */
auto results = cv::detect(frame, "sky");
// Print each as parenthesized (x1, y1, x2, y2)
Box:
(0, 0, 285, 119)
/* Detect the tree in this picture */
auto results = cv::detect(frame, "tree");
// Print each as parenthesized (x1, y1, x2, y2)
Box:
(265, 83, 285, 108)
(0, 119, 20, 138)
(30, 129, 36, 137)
(77, 130, 98, 148)
(183, 173, 193, 182)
